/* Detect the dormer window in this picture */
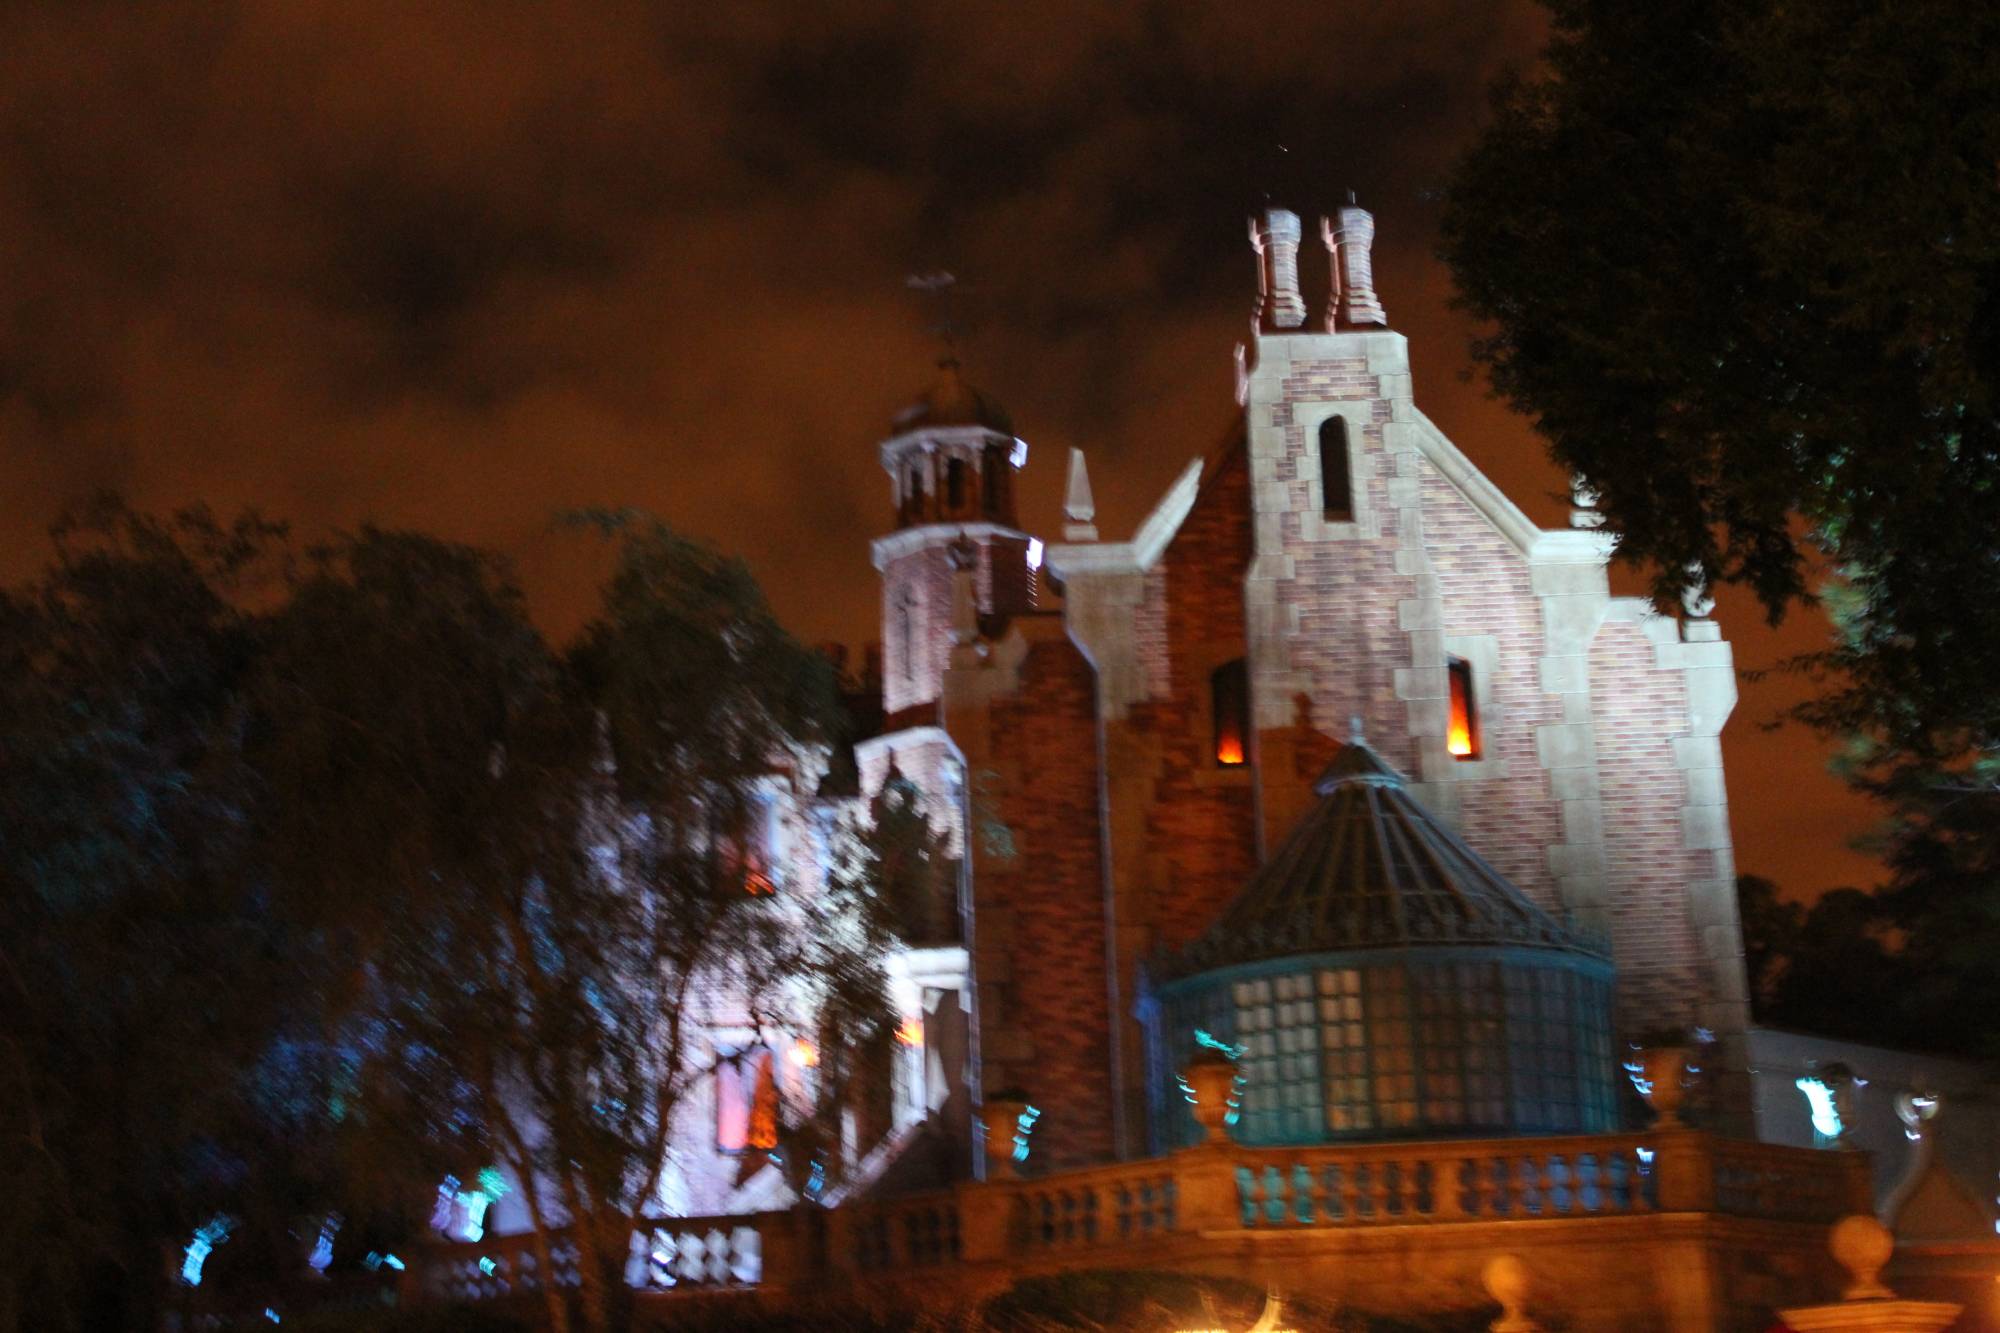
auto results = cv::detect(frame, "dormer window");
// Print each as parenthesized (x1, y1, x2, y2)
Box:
(1446, 657, 1480, 760)
(1212, 658, 1249, 767)
(1319, 417, 1353, 520)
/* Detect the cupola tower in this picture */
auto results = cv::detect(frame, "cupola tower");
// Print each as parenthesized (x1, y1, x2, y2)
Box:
(872, 358, 1036, 720)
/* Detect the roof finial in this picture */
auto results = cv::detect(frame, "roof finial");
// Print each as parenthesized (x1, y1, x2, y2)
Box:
(906, 270, 966, 362)
(1350, 713, 1366, 745)
(1062, 448, 1098, 542)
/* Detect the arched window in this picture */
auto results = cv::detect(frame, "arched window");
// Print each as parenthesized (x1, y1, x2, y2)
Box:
(1446, 657, 1480, 760)
(1211, 658, 1249, 767)
(1319, 417, 1353, 520)
(946, 456, 966, 510)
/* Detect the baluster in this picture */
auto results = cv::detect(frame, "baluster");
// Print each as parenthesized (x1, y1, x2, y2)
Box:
(1477, 1156, 1504, 1217)
(1290, 1163, 1314, 1224)
(1405, 1156, 1430, 1217)
(1365, 1161, 1391, 1220)
(1431, 1153, 1467, 1221)
(1535, 1155, 1558, 1215)
(1083, 1188, 1100, 1242)
(1337, 1160, 1362, 1222)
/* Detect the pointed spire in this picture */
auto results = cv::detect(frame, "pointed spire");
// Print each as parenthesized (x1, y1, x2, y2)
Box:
(1062, 447, 1098, 542)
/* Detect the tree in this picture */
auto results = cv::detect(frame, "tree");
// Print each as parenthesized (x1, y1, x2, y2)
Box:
(1, 503, 899, 1333)
(257, 515, 895, 1333)
(0, 500, 324, 1331)
(1439, 0, 2000, 763)
(1441, 0, 2000, 1049)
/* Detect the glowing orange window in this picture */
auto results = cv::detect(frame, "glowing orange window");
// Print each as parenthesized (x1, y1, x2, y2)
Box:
(1446, 657, 1479, 760)
(1211, 658, 1249, 767)
(716, 1047, 779, 1153)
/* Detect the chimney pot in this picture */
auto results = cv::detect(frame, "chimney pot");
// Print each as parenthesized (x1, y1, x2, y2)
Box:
(1323, 202, 1387, 330)
(1251, 209, 1308, 331)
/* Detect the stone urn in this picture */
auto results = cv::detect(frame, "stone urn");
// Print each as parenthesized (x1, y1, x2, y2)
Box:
(1183, 1048, 1239, 1145)
(1778, 1214, 1961, 1332)
(1482, 1254, 1540, 1333)
(1633, 1044, 1689, 1127)
(980, 1090, 1032, 1179)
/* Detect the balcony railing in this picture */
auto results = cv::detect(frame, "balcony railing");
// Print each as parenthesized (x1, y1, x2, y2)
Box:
(409, 1127, 1872, 1303)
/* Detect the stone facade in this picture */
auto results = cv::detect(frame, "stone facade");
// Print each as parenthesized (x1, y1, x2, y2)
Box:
(915, 205, 1758, 1163)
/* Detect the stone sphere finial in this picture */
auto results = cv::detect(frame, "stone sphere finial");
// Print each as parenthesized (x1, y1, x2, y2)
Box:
(1829, 1214, 1896, 1301)
(1568, 474, 1605, 530)
(1482, 1254, 1540, 1332)
(1680, 562, 1715, 620)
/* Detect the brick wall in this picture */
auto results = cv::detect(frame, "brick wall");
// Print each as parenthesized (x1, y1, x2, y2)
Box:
(1264, 358, 1424, 780)
(1588, 619, 1708, 1029)
(880, 536, 1031, 715)
(1420, 462, 1566, 911)
(1126, 441, 1261, 952)
(968, 629, 1114, 1169)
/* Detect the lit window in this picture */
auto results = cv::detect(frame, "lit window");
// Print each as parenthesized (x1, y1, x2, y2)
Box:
(1211, 658, 1249, 767)
(1446, 657, 1479, 760)
(716, 1047, 779, 1153)
(1319, 417, 1352, 520)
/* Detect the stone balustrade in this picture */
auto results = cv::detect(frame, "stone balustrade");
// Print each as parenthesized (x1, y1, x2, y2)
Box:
(407, 1128, 1874, 1325)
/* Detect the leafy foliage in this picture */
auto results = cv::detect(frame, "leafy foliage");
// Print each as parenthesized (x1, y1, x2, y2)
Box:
(0, 501, 898, 1333)
(1441, 0, 2000, 748)
(1442, 0, 2000, 1045)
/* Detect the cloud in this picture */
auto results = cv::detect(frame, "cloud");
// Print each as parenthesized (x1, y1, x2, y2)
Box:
(0, 2, 1888, 886)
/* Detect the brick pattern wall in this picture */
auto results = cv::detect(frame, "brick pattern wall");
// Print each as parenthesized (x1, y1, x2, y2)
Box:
(880, 536, 1032, 716)
(1127, 443, 1261, 951)
(970, 632, 1114, 1169)
(1419, 462, 1566, 910)
(1588, 620, 1708, 1029)
(1254, 357, 1422, 797)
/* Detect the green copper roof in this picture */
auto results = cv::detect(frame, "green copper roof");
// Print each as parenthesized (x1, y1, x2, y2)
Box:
(1164, 743, 1602, 979)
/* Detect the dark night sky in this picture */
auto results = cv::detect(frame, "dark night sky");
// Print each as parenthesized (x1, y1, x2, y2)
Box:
(0, 0, 1879, 895)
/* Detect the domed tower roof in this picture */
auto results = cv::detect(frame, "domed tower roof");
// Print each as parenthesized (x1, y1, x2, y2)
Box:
(892, 357, 1014, 436)
(1168, 743, 1595, 978)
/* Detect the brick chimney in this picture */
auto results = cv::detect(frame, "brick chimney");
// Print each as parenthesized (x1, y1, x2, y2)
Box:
(1251, 208, 1307, 331)
(1322, 195, 1387, 329)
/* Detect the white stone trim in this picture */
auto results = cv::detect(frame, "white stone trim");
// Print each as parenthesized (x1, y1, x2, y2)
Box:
(870, 523, 1028, 572)
(878, 424, 1007, 469)
(854, 726, 954, 770)
(1408, 410, 1545, 557)
(1044, 455, 1204, 578)
(1289, 399, 1380, 542)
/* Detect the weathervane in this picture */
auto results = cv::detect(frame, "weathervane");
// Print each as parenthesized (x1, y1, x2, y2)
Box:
(905, 269, 968, 359)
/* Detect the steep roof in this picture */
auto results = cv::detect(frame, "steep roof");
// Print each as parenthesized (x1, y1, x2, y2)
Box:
(1165, 743, 1600, 980)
